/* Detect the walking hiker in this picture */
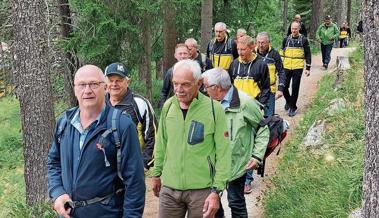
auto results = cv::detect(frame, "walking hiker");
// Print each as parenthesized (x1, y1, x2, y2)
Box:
(47, 65, 145, 218)
(185, 38, 213, 72)
(151, 60, 231, 218)
(203, 68, 269, 218)
(207, 22, 238, 70)
(104, 62, 157, 170)
(287, 14, 308, 37)
(281, 21, 311, 117)
(235, 28, 247, 43)
(316, 15, 339, 70)
(339, 22, 351, 48)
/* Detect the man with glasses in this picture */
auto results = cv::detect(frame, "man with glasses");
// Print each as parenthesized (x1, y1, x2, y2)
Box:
(105, 62, 157, 171)
(185, 38, 212, 72)
(48, 65, 145, 218)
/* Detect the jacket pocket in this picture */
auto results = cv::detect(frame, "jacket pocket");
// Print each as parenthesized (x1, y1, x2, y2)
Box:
(207, 156, 215, 182)
(187, 120, 204, 145)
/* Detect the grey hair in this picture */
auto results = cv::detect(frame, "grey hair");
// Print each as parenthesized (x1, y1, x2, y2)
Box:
(173, 59, 202, 82)
(185, 38, 198, 48)
(237, 28, 247, 34)
(257, 32, 271, 42)
(202, 68, 231, 90)
(215, 22, 227, 31)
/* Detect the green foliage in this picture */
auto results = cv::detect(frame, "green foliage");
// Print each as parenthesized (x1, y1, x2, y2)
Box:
(8, 201, 56, 218)
(264, 48, 364, 217)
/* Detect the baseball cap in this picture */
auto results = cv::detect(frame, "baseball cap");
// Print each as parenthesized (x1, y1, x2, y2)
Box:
(324, 15, 331, 20)
(104, 62, 129, 78)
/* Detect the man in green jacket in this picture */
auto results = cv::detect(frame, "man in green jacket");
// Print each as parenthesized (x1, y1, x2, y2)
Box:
(316, 15, 340, 69)
(202, 68, 269, 218)
(151, 60, 231, 218)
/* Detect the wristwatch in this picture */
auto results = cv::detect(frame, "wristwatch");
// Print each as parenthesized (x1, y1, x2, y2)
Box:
(210, 187, 223, 197)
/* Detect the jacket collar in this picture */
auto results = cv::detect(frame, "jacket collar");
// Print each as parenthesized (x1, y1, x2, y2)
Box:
(238, 52, 257, 64)
(228, 86, 241, 109)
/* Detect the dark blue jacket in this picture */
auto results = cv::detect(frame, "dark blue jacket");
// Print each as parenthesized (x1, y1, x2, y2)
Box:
(47, 105, 145, 218)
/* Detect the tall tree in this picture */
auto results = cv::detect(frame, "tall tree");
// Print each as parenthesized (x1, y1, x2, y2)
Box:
(11, 0, 55, 206)
(282, 0, 289, 34)
(140, 9, 153, 101)
(347, 0, 352, 26)
(309, 0, 324, 39)
(162, 0, 177, 75)
(363, 0, 379, 216)
(200, 0, 213, 53)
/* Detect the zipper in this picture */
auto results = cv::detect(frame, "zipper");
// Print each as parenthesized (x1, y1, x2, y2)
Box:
(190, 122, 196, 144)
(230, 119, 233, 141)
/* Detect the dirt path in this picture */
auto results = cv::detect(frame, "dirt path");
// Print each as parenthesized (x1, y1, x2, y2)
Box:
(143, 48, 355, 218)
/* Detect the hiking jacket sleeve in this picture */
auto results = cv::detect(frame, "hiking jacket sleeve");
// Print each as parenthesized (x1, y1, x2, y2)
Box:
(257, 62, 271, 106)
(301, 23, 308, 37)
(272, 50, 286, 92)
(159, 68, 173, 108)
(120, 118, 146, 217)
(303, 38, 312, 70)
(333, 24, 340, 40)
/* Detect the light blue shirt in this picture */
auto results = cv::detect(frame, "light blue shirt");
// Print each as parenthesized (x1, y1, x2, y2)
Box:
(220, 87, 234, 109)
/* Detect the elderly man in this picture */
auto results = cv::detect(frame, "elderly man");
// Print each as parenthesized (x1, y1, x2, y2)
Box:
(287, 14, 308, 37)
(207, 22, 238, 70)
(203, 68, 269, 218)
(281, 21, 311, 117)
(316, 15, 339, 69)
(47, 65, 145, 218)
(256, 32, 286, 117)
(235, 28, 247, 43)
(151, 60, 231, 218)
(104, 62, 157, 170)
(185, 38, 213, 72)
(159, 43, 190, 107)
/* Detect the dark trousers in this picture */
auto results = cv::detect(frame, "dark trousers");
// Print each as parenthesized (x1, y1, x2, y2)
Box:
(216, 174, 248, 218)
(283, 69, 303, 111)
(321, 43, 333, 66)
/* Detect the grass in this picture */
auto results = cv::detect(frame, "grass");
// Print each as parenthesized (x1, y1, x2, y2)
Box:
(264, 47, 364, 218)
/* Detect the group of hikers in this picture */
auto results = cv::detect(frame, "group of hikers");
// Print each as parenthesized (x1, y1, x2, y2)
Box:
(47, 14, 353, 218)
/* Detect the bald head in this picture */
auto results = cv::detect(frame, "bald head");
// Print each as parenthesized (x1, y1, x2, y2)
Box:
(75, 65, 105, 83)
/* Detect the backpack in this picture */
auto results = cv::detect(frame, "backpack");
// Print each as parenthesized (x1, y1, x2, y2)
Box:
(257, 114, 289, 177)
(56, 107, 125, 180)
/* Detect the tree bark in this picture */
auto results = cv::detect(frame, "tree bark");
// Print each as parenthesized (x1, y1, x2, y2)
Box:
(11, 0, 55, 206)
(162, 0, 177, 77)
(200, 0, 213, 53)
(140, 10, 152, 101)
(363, 0, 379, 217)
(347, 0, 352, 26)
(58, 0, 79, 107)
(309, 0, 324, 39)
(282, 0, 289, 34)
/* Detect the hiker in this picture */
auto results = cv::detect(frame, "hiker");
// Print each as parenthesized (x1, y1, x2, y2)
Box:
(159, 43, 190, 107)
(316, 15, 339, 70)
(47, 65, 145, 218)
(256, 32, 286, 117)
(151, 60, 231, 218)
(339, 22, 351, 48)
(287, 14, 308, 37)
(203, 68, 269, 218)
(207, 22, 238, 70)
(280, 21, 311, 117)
(104, 62, 157, 170)
(235, 28, 247, 43)
(185, 38, 213, 72)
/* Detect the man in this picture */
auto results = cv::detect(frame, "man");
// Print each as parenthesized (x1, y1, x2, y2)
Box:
(159, 43, 190, 107)
(316, 15, 339, 69)
(151, 60, 231, 218)
(339, 22, 351, 48)
(235, 28, 247, 43)
(104, 62, 157, 170)
(47, 65, 145, 218)
(202, 68, 269, 218)
(207, 22, 238, 70)
(287, 14, 308, 37)
(281, 21, 311, 117)
(185, 38, 213, 72)
(256, 32, 286, 117)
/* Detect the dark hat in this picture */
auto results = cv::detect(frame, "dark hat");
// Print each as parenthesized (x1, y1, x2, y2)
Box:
(104, 62, 129, 78)
(324, 15, 331, 20)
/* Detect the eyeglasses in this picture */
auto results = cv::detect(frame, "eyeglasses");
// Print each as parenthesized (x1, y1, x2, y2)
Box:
(203, 84, 216, 92)
(75, 82, 105, 90)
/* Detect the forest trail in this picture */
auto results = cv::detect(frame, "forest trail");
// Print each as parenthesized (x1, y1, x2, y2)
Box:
(143, 47, 356, 218)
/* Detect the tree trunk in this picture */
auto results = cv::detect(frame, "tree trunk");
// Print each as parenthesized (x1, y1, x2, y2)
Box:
(58, 0, 79, 107)
(11, 0, 55, 206)
(162, 0, 177, 76)
(200, 0, 213, 53)
(140, 10, 152, 101)
(282, 0, 289, 34)
(347, 0, 352, 26)
(363, 0, 379, 216)
(309, 0, 324, 39)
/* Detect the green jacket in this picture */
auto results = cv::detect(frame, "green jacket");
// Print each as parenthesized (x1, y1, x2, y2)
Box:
(225, 87, 269, 181)
(316, 23, 340, 45)
(151, 93, 231, 191)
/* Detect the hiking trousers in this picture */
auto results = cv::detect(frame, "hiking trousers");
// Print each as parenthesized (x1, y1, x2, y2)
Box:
(283, 69, 303, 111)
(321, 43, 333, 66)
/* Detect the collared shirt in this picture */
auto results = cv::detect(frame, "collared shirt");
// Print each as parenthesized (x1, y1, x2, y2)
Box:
(220, 87, 234, 109)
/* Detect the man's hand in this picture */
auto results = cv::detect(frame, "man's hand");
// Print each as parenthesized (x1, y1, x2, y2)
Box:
(53, 194, 72, 218)
(304, 70, 310, 77)
(245, 158, 259, 170)
(275, 91, 283, 100)
(151, 177, 161, 197)
(202, 192, 220, 218)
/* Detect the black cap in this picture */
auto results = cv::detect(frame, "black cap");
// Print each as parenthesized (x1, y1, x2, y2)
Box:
(324, 15, 331, 20)
(104, 62, 129, 78)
